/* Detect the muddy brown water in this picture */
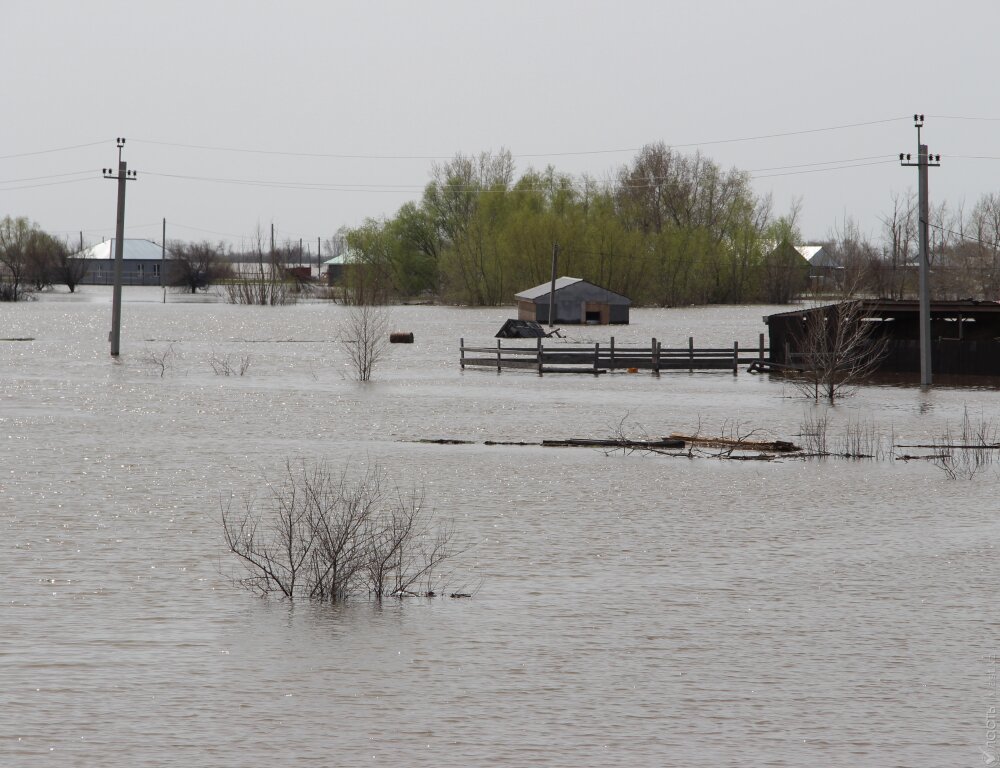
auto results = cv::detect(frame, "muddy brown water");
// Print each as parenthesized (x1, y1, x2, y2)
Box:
(2, 287, 998, 766)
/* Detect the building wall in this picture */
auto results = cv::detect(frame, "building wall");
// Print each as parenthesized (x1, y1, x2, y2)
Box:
(527, 284, 630, 324)
(82, 260, 162, 286)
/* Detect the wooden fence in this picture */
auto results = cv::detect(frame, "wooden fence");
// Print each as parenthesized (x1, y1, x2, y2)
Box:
(460, 335, 769, 375)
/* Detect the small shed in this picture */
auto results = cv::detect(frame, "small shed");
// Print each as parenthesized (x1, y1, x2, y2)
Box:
(514, 277, 630, 325)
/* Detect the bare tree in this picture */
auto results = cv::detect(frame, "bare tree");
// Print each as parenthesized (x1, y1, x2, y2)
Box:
(341, 304, 390, 381)
(226, 225, 296, 305)
(221, 460, 460, 601)
(825, 216, 879, 297)
(877, 192, 918, 299)
(56, 239, 88, 293)
(788, 300, 889, 403)
(167, 240, 232, 293)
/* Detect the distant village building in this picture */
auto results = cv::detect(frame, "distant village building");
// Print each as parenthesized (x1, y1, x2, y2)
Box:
(323, 250, 359, 286)
(797, 245, 842, 291)
(79, 238, 164, 286)
(515, 277, 630, 325)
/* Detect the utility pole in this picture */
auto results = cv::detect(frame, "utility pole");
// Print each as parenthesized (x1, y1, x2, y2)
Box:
(270, 222, 275, 258)
(317, 236, 321, 278)
(103, 138, 137, 357)
(548, 242, 559, 327)
(161, 217, 166, 303)
(899, 114, 941, 386)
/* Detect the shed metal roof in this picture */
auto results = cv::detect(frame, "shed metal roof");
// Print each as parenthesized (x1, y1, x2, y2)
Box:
(515, 276, 583, 301)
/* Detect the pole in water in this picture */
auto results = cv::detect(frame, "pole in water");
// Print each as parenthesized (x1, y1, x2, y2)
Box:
(899, 115, 941, 386)
(103, 138, 137, 357)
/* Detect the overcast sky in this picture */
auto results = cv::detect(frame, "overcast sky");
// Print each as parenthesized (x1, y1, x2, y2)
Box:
(4, 0, 999, 252)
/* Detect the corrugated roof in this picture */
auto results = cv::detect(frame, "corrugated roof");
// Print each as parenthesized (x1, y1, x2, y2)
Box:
(82, 238, 165, 261)
(514, 276, 584, 301)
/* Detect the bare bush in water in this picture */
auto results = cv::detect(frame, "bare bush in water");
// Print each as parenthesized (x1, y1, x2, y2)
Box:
(140, 344, 176, 377)
(789, 299, 889, 403)
(341, 304, 390, 381)
(221, 460, 461, 601)
(209, 351, 252, 376)
(933, 409, 999, 480)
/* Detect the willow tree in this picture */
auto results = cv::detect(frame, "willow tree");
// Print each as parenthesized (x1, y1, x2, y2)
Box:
(614, 143, 769, 305)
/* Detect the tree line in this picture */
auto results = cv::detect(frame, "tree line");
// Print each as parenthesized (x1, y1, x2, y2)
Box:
(340, 144, 1000, 306)
(7, 142, 1000, 305)
(341, 144, 805, 306)
(0, 216, 87, 299)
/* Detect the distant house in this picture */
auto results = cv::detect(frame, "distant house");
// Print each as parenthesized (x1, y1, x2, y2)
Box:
(797, 245, 842, 290)
(323, 250, 360, 286)
(515, 277, 630, 325)
(80, 238, 164, 286)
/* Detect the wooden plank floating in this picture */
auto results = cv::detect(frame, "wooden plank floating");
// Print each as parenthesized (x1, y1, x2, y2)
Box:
(542, 437, 685, 449)
(460, 336, 769, 375)
(668, 434, 800, 452)
(413, 435, 798, 453)
(415, 437, 684, 449)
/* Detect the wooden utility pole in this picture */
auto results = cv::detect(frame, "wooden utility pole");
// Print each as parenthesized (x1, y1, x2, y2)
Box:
(548, 242, 559, 327)
(103, 138, 137, 357)
(161, 217, 166, 303)
(899, 115, 941, 386)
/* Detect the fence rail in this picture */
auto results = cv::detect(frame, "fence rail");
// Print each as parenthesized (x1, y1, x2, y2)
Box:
(460, 335, 769, 375)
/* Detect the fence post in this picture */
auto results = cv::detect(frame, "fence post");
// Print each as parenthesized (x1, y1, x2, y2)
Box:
(594, 342, 600, 375)
(537, 337, 543, 376)
(759, 332, 765, 363)
(784, 341, 790, 367)
(460, 337, 465, 370)
(610, 336, 615, 369)
(497, 339, 502, 373)
(651, 338, 658, 375)
(689, 336, 694, 372)
(656, 340, 662, 376)
(733, 341, 739, 375)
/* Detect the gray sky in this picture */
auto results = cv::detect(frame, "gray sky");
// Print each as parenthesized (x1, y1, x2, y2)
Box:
(4, 0, 999, 251)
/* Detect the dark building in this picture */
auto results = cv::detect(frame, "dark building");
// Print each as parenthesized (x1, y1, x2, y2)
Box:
(514, 277, 630, 325)
(766, 299, 1000, 376)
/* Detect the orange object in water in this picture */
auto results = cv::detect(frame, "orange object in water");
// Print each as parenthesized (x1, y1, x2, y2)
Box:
(627, 367, 638, 373)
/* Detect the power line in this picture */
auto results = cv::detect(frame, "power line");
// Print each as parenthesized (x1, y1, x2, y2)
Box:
(929, 221, 1000, 251)
(751, 159, 897, 179)
(142, 155, 894, 195)
(129, 117, 910, 161)
(928, 115, 1000, 122)
(0, 176, 98, 192)
(0, 140, 109, 161)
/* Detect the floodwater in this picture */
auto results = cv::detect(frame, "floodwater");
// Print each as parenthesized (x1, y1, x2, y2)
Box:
(2, 287, 998, 767)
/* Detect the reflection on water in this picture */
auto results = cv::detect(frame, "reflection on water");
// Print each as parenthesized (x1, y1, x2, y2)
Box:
(1, 287, 998, 766)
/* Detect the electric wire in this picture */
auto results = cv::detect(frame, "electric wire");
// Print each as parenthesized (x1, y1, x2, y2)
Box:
(141, 154, 897, 195)
(0, 140, 109, 161)
(929, 221, 1000, 251)
(129, 117, 910, 161)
